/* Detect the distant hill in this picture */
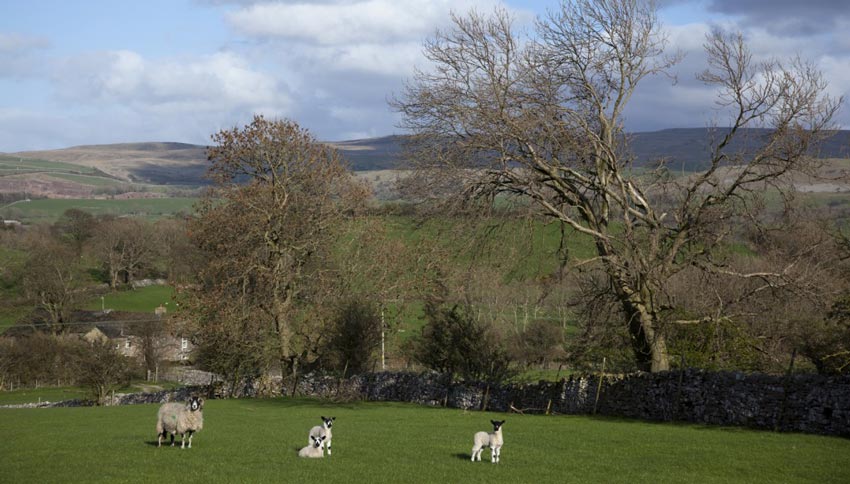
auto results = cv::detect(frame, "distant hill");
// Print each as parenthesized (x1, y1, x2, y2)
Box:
(629, 128, 850, 170)
(7, 129, 849, 186)
(7, 136, 409, 185)
(328, 135, 406, 171)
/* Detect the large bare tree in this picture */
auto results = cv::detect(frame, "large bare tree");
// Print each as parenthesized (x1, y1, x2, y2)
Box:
(187, 115, 370, 379)
(21, 232, 82, 335)
(394, 0, 841, 371)
(90, 218, 158, 289)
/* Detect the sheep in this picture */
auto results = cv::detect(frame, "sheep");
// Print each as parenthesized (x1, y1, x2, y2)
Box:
(298, 434, 326, 458)
(156, 395, 204, 449)
(308, 416, 335, 456)
(471, 420, 505, 463)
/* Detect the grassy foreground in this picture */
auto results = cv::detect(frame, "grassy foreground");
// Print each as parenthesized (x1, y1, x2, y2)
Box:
(1, 398, 848, 484)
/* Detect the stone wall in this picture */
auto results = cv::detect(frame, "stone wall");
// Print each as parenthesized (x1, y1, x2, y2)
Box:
(10, 369, 848, 437)
(286, 370, 850, 437)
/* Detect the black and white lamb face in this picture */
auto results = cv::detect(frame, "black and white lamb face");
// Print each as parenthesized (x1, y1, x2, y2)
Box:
(490, 420, 505, 431)
(311, 435, 325, 448)
(321, 416, 335, 429)
(188, 396, 204, 412)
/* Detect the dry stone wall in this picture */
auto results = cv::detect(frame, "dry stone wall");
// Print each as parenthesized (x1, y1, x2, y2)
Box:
(12, 369, 848, 437)
(288, 370, 850, 437)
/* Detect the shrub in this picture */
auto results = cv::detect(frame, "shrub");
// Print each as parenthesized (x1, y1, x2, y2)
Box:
(321, 300, 381, 375)
(77, 339, 132, 405)
(797, 296, 850, 375)
(410, 302, 513, 384)
(512, 319, 567, 367)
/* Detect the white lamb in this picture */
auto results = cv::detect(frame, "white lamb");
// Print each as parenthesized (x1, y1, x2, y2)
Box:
(471, 419, 505, 463)
(308, 416, 335, 456)
(298, 434, 326, 458)
(156, 395, 204, 449)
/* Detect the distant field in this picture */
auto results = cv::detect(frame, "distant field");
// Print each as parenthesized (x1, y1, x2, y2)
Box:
(1, 398, 848, 483)
(47, 173, 126, 187)
(0, 155, 100, 175)
(0, 381, 183, 405)
(2, 198, 198, 223)
(82, 285, 176, 314)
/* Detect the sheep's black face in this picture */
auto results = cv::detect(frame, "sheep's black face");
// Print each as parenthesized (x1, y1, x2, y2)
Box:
(490, 420, 505, 431)
(321, 416, 335, 429)
(312, 436, 325, 448)
(188, 396, 203, 412)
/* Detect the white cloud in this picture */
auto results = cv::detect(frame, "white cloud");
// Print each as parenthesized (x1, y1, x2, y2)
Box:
(226, 0, 510, 45)
(225, 0, 532, 79)
(53, 50, 291, 116)
(307, 41, 423, 76)
(0, 49, 298, 151)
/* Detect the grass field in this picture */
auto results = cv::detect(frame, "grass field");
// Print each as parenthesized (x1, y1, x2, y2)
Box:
(2, 198, 198, 223)
(0, 381, 183, 406)
(82, 285, 177, 314)
(1, 398, 848, 483)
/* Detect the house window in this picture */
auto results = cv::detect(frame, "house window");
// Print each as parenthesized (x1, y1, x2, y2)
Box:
(181, 337, 188, 350)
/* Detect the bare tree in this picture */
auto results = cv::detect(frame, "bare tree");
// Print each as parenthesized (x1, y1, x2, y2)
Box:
(154, 217, 203, 285)
(78, 339, 131, 405)
(20, 232, 82, 335)
(53, 208, 96, 255)
(89, 218, 158, 289)
(186, 115, 370, 379)
(394, 0, 841, 371)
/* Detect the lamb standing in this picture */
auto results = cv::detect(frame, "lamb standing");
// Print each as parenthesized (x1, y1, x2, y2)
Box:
(298, 435, 326, 458)
(156, 395, 204, 449)
(308, 416, 335, 455)
(471, 420, 505, 463)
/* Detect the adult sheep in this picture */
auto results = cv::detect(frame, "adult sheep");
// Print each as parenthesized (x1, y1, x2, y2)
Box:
(156, 395, 204, 449)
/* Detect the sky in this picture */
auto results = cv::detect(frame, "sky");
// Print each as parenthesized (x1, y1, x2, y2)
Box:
(0, 0, 848, 152)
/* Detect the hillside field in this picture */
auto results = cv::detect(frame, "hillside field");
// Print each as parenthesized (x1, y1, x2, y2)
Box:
(1, 198, 198, 224)
(81, 285, 176, 314)
(1, 398, 848, 483)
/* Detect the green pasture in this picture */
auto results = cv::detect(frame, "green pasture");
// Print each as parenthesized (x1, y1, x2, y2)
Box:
(0, 198, 198, 223)
(381, 215, 598, 272)
(0, 381, 182, 406)
(1, 398, 848, 483)
(82, 285, 176, 314)
(0, 386, 88, 405)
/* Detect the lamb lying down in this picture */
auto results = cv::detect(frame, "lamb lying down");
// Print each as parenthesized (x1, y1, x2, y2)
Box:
(308, 416, 335, 456)
(298, 435, 326, 458)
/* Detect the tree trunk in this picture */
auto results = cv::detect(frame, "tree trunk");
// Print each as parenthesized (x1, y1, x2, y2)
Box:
(622, 298, 670, 372)
(604, 254, 671, 373)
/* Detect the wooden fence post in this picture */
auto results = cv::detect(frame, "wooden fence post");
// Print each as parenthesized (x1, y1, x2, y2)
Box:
(546, 363, 564, 416)
(593, 357, 606, 415)
(775, 349, 797, 432)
